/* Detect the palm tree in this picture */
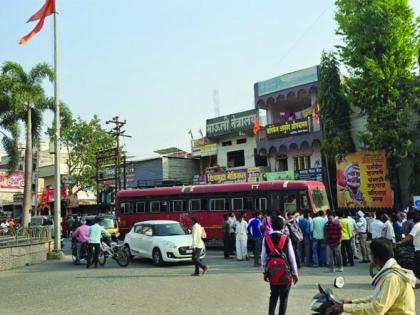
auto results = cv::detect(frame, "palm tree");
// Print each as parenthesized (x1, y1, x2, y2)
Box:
(0, 61, 62, 228)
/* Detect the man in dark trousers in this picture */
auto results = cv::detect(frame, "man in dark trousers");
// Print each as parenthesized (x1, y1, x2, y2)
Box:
(248, 211, 263, 266)
(261, 216, 299, 315)
(221, 214, 231, 259)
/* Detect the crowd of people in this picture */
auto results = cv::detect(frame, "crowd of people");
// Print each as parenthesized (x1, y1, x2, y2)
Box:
(217, 205, 420, 315)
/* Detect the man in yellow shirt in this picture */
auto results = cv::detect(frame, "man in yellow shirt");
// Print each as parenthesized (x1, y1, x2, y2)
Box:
(326, 238, 416, 315)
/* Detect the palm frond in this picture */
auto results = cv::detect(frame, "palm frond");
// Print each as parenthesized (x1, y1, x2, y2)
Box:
(29, 63, 53, 85)
(1, 134, 19, 173)
(1, 61, 27, 83)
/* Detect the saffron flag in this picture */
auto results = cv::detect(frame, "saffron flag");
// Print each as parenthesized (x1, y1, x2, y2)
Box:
(19, 0, 55, 44)
(253, 118, 261, 135)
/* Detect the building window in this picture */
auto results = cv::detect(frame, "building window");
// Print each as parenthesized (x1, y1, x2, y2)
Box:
(222, 141, 232, 147)
(294, 156, 311, 171)
(277, 155, 288, 171)
(236, 138, 247, 144)
(227, 150, 245, 167)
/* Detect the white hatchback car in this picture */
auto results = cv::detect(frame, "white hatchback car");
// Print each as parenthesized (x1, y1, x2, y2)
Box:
(124, 220, 205, 265)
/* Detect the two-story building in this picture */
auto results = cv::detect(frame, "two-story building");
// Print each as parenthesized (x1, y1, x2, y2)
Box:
(254, 66, 323, 181)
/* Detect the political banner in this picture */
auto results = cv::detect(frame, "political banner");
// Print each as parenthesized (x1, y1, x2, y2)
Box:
(0, 171, 24, 189)
(336, 150, 392, 208)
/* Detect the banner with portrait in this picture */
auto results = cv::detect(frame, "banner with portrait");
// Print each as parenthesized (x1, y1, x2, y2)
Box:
(336, 150, 392, 208)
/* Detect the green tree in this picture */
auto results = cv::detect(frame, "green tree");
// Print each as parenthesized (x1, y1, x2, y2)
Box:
(59, 115, 115, 195)
(0, 61, 70, 227)
(335, 0, 420, 206)
(318, 51, 355, 159)
(318, 51, 355, 208)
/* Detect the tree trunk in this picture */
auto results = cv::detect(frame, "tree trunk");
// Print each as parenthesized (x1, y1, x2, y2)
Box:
(22, 108, 32, 228)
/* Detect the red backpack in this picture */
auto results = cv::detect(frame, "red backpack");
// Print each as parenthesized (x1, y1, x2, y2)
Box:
(265, 234, 292, 286)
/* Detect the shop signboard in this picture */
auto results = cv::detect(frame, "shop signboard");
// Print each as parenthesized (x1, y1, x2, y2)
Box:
(413, 196, 420, 210)
(207, 169, 248, 184)
(262, 171, 295, 181)
(336, 150, 392, 208)
(206, 109, 258, 138)
(0, 170, 24, 189)
(257, 66, 319, 96)
(247, 167, 262, 183)
(297, 168, 323, 181)
(266, 118, 309, 139)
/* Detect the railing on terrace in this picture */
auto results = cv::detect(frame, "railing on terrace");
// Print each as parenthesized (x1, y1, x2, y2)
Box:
(0, 226, 52, 248)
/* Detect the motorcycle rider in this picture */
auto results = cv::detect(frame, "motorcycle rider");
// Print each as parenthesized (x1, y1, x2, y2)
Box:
(325, 238, 416, 315)
(87, 217, 110, 268)
(72, 218, 89, 265)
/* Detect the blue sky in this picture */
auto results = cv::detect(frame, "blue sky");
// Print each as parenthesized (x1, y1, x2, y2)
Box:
(1, 0, 419, 159)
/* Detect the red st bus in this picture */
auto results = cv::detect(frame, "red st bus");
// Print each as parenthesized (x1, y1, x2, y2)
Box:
(116, 180, 330, 240)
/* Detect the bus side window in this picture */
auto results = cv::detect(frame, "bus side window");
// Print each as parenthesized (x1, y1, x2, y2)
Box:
(210, 199, 225, 211)
(244, 197, 253, 211)
(190, 199, 201, 211)
(171, 200, 185, 212)
(201, 199, 208, 211)
(255, 197, 267, 211)
(232, 198, 243, 211)
(161, 201, 168, 213)
(120, 202, 132, 214)
(150, 201, 160, 213)
(299, 191, 309, 210)
(135, 202, 146, 213)
(283, 194, 297, 214)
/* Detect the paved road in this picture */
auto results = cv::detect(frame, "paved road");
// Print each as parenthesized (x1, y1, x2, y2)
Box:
(1, 247, 419, 315)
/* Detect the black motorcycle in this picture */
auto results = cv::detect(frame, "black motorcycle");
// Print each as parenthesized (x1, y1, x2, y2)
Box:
(310, 277, 344, 315)
(71, 239, 88, 264)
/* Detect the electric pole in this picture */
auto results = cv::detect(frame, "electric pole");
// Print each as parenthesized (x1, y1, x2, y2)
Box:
(106, 116, 131, 192)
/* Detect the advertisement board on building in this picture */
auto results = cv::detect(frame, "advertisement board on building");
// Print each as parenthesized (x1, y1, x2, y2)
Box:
(413, 196, 420, 210)
(207, 169, 248, 184)
(257, 66, 319, 96)
(247, 167, 262, 183)
(0, 171, 24, 189)
(206, 109, 258, 138)
(336, 151, 392, 208)
(263, 171, 295, 181)
(266, 118, 310, 139)
(192, 143, 217, 157)
(297, 168, 323, 181)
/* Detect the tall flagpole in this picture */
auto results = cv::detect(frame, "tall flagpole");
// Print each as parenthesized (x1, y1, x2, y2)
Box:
(53, 0, 62, 252)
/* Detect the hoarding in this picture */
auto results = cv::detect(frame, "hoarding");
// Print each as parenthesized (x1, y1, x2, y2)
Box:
(257, 66, 319, 96)
(262, 171, 295, 181)
(0, 171, 24, 189)
(297, 168, 323, 181)
(266, 118, 310, 139)
(206, 109, 258, 138)
(336, 151, 392, 208)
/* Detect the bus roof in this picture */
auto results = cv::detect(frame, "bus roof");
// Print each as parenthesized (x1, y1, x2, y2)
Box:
(117, 180, 325, 198)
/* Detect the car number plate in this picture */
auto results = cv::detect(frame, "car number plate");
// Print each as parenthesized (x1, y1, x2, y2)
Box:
(186, 249, 193, 254)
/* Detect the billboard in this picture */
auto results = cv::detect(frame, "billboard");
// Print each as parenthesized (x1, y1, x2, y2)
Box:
(206, 109, 258, 138)
(266, 118, 310, 139)
(336, 151, 392, 208)
(0, 171, 24, 189)
(257, 66, 319, 96)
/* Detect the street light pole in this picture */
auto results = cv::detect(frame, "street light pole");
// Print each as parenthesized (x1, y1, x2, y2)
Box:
(53, 3, 62, 252)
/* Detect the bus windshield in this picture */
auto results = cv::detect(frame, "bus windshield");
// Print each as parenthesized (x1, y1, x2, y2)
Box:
(311, 188, 330, 212)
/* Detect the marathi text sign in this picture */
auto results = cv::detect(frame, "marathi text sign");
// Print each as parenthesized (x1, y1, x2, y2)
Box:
(206, 109, 258, 138)
(207, 169, 248, 184)
(336, 151, 392, 208)
(0, 170, 24, 189)
(297, 168, 323, 181)
(266, 118, 309, 139)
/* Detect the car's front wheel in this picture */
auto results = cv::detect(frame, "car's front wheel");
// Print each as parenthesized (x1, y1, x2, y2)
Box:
(152, 248, 163, 266)
(125, 244, 134, 261)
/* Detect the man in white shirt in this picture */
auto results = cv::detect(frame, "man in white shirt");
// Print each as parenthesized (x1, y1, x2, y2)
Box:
(1, 220, 9, 233)
(228, 212, 236, 255)
(370, 211, 385, 239)
(399, 213, 420, 280)
(234, 214, 248, 261)
(383, 215, 396, 244)
(191, 217, 208, 276)
(356, 210, 370, 263)
(347, 214, 359, 260)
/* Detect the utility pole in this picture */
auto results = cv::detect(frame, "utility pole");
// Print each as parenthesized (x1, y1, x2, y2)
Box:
(106, 117, 131, 193)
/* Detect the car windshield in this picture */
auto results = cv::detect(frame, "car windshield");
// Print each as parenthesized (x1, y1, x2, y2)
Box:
(153, 223, 187, 236)
(311, 188, 330, 212)
(100, 218, 116, 229)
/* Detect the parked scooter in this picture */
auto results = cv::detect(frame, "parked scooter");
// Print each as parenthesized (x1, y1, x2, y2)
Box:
(310, 277, 344, 315)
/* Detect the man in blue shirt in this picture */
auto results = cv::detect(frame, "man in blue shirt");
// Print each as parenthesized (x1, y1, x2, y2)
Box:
(248, 211, 263, 267)
(299, 211, 313, 267)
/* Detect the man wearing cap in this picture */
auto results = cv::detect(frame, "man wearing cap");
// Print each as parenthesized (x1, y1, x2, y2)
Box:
(356, 210, 370, 263)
